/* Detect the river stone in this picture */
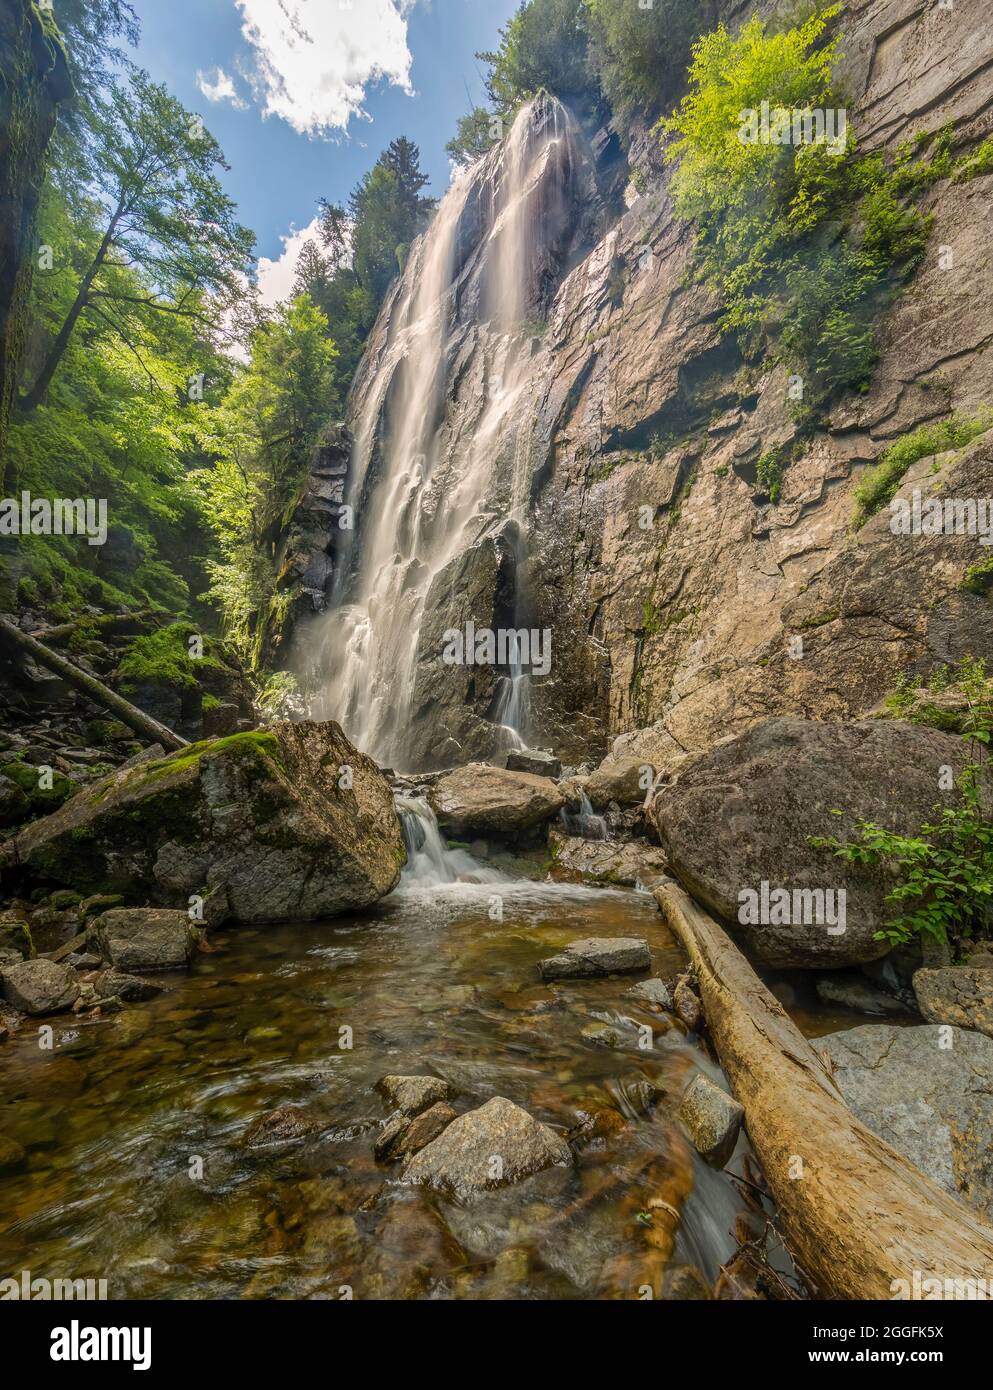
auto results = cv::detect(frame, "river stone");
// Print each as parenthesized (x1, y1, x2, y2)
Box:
(538, 937, 651, 980)
(625, 977, 673, 1009)
(94, 969, 163, 1002)
(428, 764, 565, 834)
(0, 721, 405, 925)
(651, 718, 984, 969)
(677, 1074, 744, 1168)
(505, 750, 561, 779)
(95, 909, 199, 973)
(376, 1074, 452, 1117)
(240, 1107, 319, 1149)
(815, 973, 905, 1016)
(819, 1023, 993, 1218)
(913, 967, 993, 1040)
(0, 958, 80, 1015)
(390, 1103, 458, 1161)
(0, 1134, 26, 1170)
(402, 1096, 571, 1196)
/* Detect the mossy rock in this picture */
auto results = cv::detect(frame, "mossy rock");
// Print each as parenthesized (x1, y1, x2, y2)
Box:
(0, 723, 406, 926)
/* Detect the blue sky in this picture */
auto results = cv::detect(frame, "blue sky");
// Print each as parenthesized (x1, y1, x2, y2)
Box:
(131, 0, 520, 298)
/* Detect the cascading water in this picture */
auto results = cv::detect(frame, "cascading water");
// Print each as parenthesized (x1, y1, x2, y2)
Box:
(561, 789, 609, 842)
(396, 794, 505, 888)
(303, 96, 580, 770)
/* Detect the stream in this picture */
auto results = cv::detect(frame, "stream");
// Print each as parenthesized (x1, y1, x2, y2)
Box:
(0, 812, 784, 1301)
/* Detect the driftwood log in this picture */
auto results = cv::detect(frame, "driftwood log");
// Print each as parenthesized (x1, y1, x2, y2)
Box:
(655, 879, 993, 1299)
(0, 615, 187, 752)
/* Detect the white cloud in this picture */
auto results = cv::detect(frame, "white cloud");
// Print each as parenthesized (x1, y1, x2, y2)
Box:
(235, 0, 417, 135)
(256, 217, 323, 307)
(196, 66, 248, 109)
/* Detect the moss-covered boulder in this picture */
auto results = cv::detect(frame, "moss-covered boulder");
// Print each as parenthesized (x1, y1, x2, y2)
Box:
(0, 721, 406, 924)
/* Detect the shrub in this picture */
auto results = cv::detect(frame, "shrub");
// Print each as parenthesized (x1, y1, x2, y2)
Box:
(852, 409, 993, 527)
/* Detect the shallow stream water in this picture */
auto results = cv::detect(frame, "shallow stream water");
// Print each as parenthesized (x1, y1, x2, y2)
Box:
(0, 851, 796, 1300)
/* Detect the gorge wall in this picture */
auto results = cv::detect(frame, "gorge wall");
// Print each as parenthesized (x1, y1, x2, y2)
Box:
(283, 0, 993, 773)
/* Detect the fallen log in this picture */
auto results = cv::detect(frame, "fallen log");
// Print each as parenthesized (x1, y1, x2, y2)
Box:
(655, 879, 993, 1299)
(0, 615, 187, 752)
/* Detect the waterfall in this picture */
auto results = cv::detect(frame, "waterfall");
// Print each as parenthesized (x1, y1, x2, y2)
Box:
(396, 795, 505, 887)
(561, 789, 609, 842)
(303, 96, 581, 771)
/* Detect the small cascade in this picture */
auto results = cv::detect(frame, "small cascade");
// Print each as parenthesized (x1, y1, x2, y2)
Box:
(396, 794, 505, 888)
(492, 628, 529, 751)
(561, 789, 609, 842)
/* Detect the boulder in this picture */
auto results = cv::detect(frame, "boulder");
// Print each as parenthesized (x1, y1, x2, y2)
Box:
(0, 722, 406, 925)
(95, 909, 199, 973)
(548, 830, 669, 889)
(651, 718, 981, 968)
(376, 1074, 452, 1118)
(913, 967, 993, 1040)
(1, 958, 79, 1015)
(505, 750, 561, 779)
(820, 1024, 993, 1219)
(677, 1074, 744, 1167)
(402, 1096, 571, 1196)
(428, 764, 564, 835)
(538, 936, 651, 980)
(584, 756, 647, 809)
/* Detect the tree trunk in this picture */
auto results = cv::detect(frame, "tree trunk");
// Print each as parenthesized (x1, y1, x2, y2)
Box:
(0, 1, 72, 478)
(655, 879, 993, 1299)
(0, 615, 187, 751)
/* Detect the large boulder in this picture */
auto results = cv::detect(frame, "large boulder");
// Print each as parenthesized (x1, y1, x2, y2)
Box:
(584, 756, 648, 809)
(402, 1096, 572, 1197)
(1, 958, 79, 1016)
(0, 722, 405, 925)
(650, 718, 980, 968)
(548, 830, 669, 889)
(820, 1024, 993, 1219)
(428, 764, 564, 835)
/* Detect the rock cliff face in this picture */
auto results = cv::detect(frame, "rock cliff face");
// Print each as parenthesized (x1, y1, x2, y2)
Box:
(288, 0, 993, 771)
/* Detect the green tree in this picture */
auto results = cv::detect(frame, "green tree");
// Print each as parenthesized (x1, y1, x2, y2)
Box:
(584, 0, 715, 132)
(195, 297, 337, 666)
(20, 70, 255, 411)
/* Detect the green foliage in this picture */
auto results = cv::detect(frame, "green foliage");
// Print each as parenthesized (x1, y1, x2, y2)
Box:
(755, 448, 787, 503)
(961, 554, 993, 596)
(254, 670, 301, 720)
(660, 9, 935, 402)
(479, 0, 591, 112)
(852, 409, 993, 527)
(584, 0, 714, 133)
(116, 621, 226, 696)
(883, 658, 993, 738)
(811, 765, 993, 952)
(194, 298, 337, 669)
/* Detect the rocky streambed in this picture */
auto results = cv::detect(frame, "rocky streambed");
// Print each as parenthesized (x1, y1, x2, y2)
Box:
(0, 871, 798, 1300)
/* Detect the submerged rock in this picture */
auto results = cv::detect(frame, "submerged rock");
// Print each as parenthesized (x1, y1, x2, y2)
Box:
(677, 1074, 744, 1168)
(0, 721, 405, 925)
(402, 1096, 572, 1196)
(625, 977, 673, 1010)
(376, 1074, 452, 1117)
(913, 967, 993, 1040)
(815, 973, 906, 1016)
(820, 1023, 993, 1218)
(0, 958, 79, 1015)
(240, 1107, 319, 1149)
(429, 764, 565, 835)
(0, 1134, 26, 1171)
(96, 909, 199, 973)
(538, 937, 651, 980)
(652, 718, 983, 968)
(93, 969, 163, 1002)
